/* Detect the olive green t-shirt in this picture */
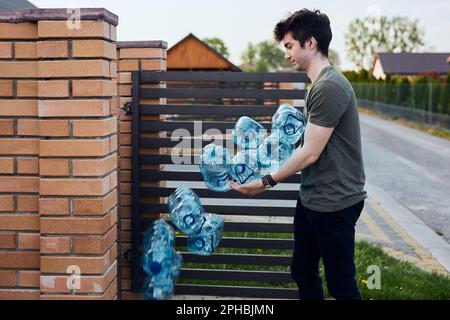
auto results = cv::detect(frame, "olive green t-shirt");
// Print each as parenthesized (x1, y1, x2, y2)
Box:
(300, 65, 367, 212)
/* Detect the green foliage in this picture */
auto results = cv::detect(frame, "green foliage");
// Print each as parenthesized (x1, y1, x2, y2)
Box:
(240, 40, 290, 72)
(345, 14, 425, 70)
(203, 37, 230, 59)
(328, 48, 340, 67)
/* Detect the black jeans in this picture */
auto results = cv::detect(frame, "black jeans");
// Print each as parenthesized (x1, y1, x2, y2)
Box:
(291, 197, 364, 300)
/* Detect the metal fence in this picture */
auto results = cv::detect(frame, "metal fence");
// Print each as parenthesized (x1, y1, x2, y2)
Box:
(353, 82, 450, 129)
(130, 71, 309, 299)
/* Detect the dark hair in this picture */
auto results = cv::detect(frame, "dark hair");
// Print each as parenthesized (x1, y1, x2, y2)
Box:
(274, 9, 332, 57)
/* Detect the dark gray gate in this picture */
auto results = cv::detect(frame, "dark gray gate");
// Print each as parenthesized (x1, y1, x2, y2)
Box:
(130, 71, 309, 299)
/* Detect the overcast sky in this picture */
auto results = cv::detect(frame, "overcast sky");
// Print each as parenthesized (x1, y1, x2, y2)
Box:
(32, 0, 450, 70)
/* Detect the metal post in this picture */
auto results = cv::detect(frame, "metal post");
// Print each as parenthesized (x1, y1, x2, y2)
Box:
(131, 71, 141, 292)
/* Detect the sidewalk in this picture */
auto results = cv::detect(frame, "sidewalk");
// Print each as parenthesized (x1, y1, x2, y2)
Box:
(360, 183, 450, 275)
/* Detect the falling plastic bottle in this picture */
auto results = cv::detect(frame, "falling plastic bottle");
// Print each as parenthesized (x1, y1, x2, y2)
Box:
(187, 213, 224, 256)
(140, 219, 183, 300)
(167, 186, 205, 235)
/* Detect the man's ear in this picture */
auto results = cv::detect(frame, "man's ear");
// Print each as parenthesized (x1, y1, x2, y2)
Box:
(307, 36, 317, 50)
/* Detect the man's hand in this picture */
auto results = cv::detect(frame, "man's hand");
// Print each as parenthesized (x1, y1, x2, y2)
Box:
(228, 179, 265, 197)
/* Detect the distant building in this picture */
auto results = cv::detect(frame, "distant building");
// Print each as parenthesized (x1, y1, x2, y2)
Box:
(372, 52, 450, 79)
(0, 0, 37, 10)
(167, 33, 241, 71)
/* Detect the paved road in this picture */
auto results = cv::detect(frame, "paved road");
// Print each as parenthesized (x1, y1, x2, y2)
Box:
(360, 113, 450, 243)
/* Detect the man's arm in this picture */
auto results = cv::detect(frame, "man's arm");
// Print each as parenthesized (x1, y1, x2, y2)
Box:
(272, 121, 334, 183)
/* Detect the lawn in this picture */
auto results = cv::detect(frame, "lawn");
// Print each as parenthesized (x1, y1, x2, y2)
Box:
(176, 232, 450, 300)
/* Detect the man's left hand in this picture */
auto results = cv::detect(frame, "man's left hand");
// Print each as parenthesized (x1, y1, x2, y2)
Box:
(228, 179, 266, 197)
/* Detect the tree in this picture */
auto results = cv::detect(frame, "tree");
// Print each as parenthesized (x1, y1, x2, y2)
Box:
(203, 37, 230, 58)
(240, 40, 289, 72)
(328, 48, 340, 68)
(345, 15, 425, 70)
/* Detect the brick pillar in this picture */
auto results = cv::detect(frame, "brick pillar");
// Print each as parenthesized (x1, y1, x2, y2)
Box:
(0, 8, 119, 300)
(116, 41, 167, 300)
(37, 9, 119, 300)
(0, 18, 40, 300)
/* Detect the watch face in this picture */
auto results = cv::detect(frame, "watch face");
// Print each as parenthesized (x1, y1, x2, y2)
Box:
(264, 184, 272, 191)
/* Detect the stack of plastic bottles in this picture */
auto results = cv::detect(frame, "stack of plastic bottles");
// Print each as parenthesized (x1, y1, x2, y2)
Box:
(140, 219, 183, 300)
(199, 143, 232, 192)
(199, 103, 306, 191)
(168, 186, 224, 256)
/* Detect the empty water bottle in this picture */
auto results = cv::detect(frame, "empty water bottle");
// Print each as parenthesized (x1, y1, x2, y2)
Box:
(272, 104, 306, 145)
(232, 116, 266, 149)
(187, 213, 224, 255)
(257, 133, 294, 172)
(141, 277, 174, 301)
(140, 250, 183, 300)
(143, 219, 175, 249)
(230, 149, 264, 184)
(199, 143, 232, 192)
(167, 186, 205, 235)
(140, 219, 183, 300)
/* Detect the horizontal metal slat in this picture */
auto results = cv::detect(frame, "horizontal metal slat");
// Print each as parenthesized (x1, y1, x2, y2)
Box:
(174, 284, 298, 299)
(140, 137, 303, 150)
(139, 169, 301, 184)
(140, 88, 306, 100)
(140, 186, 300, 200)
(139, 105, 303, 116)
(140, 154, 200, 165)
(140, 137, 234, 148)
(181, 252, 292, 266)
(139, 203, 296, 217)
(175, 236, 294, 250)
(140, 120, 272, 133)
(140, 71, 310, 83)
(140, 219, 293, 233)
(179, 268, 293, 282)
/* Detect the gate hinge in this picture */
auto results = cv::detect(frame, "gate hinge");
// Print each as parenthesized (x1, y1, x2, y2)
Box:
(123, 249, 133, 263)
(121, 102, 133, 115)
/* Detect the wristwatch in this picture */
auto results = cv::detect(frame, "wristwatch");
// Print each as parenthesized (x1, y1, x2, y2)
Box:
(261, 175, 278, 190)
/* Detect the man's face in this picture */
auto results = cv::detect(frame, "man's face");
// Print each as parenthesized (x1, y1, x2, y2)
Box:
(282, 32, 311, 71)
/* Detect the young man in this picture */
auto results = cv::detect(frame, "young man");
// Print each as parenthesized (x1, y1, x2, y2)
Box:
(229, 9, 367, 300)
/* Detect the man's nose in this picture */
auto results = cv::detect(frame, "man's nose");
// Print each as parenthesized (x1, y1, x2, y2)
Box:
(284, 52, 290, 60)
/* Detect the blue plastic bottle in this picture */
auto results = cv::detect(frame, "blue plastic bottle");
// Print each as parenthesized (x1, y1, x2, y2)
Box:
(230, 149, 263, 184)
(231, 116, 266, 149)
(143, 219, 175, 249)
(257, 133, 294, 172)
(187, 213, 224, 256)
(140, 219, 183, 300)
(199, 143, 232, 192)
(272, 104, 306, 145)
(167, 186, 205, 235)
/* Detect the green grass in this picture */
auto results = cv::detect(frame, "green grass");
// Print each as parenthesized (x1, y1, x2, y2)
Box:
(177, 232, 450, 299)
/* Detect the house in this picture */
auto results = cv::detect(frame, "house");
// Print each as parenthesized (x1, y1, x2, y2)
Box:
(0, 0, 37, 10)
(167, 33, 240, 71)
(372, 52, 450, 79)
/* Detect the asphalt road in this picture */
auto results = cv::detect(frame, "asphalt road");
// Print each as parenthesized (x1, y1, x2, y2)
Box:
(359, 113, 450, 243)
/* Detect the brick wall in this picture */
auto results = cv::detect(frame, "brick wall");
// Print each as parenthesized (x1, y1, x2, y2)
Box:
(116, 41, 167, 300)
(0, 8, 119, 300)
